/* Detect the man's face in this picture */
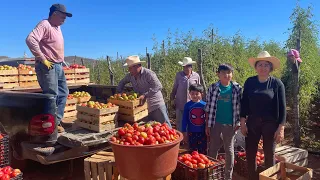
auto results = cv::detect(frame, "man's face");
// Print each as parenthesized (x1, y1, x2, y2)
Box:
(52, 11, 67, 26)
(128, 64, 141, 76)
(183, 65, 192, 74)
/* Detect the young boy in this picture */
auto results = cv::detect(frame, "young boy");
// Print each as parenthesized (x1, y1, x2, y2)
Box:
(205, 64, 242, 180)
(181, 84, 207, 154)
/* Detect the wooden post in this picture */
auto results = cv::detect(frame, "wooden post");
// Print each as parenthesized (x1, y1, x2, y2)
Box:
(81, 58, 84, 66)
(97, 61, 101, 84)
(147, 53, 151, 70)
(293, 29, 301, 147)
(73, 55, 77, 65)
(107, 56, 114, 85)
(162, 40, 165, 56)
(198, 49, 207, 96)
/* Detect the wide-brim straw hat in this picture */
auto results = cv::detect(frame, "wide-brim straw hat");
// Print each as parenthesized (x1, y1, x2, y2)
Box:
(123, 55, 146, 67)
(178, 57, 196, 66)
(248, 51, 280, 69)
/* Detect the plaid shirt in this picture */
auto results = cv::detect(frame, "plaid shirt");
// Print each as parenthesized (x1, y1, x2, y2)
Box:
(205, 81, 242, 128)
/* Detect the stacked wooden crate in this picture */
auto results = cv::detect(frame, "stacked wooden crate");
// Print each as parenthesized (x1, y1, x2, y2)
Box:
(64, 95, 78, 118)
(0, 66, 19, 89)
(64, 68, 76, 85)
(275, 145, 308, 167)
(75, 68, 90, 84)
(108, 98, 148, 122)
(18, 67, 39, 88)
(75, 102, 119, 132)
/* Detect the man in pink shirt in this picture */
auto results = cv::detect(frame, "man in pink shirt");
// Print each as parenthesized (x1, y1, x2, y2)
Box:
(26, 4, 72, 133)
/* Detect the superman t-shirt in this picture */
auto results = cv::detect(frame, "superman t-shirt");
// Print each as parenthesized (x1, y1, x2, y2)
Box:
(181, 100, 206, 133)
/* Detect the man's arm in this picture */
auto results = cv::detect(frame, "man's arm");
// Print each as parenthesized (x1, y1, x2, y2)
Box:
(116, 74, 130, 93)
(143, 71, 163, 98)
(26, 21, 47, 62)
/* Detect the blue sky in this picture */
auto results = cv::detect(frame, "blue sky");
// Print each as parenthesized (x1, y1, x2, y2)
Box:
(0, 0, 318, 59)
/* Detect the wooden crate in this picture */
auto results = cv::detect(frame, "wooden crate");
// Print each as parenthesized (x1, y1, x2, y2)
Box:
(19, 81, 39, 88)
(66, 79, 76, 84)
(75, 68, 90, 73)
(77, 96, 91, 103)
(118, 103, 148, 116)
(0, 69, 18, 76)
(75, 78, 90, 84)
(118, 109, 148, 122)
(75, 119, 116, 132)
(0, 76, 19, 83)
(75, 73, 90, 79)
(66, 98, 78, 105)
(77, 112, 118, 124)
(19, 69, 36, 75)
(64, 104, 76, 112)
(19, 75, 37, 81)
(77, 105, 119, 116)
(259, 162, 313, 180)
(64, 69, 75, 74)
(65, 74, 75, 79)
(108, 99, 140, 109)
(275, 146, 308, 167)
(3, 83, 19, 89)
(84, 151, 171, 180)
(64, 110, 77, 118)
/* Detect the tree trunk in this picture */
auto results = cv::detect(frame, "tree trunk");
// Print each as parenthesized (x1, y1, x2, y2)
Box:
(197, 49, 207, 96)
(147, 53, 151, 70)
(107, 56, 114, 85)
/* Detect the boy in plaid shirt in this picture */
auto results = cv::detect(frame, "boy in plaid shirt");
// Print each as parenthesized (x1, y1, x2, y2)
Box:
(205, 64, 242, 180)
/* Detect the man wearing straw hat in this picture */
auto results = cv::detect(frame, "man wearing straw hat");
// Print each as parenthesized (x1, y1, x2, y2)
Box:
(117, 55, 172, 127)
(171, 57, 200, 131)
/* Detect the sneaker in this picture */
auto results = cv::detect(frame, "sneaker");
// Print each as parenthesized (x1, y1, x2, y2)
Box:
(57, 124, 65, 133)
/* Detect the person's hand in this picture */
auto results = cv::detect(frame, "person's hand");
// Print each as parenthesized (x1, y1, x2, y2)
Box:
(274, 125, 284, 144)
(42, 59, 53, 70)
(138, 95, 146, 105)
(240, 117, 248, 137)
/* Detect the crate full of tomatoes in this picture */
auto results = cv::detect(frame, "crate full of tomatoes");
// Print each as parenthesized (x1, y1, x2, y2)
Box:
(0, 134, 9, 167)
(171, 151, 225, 180)
(0, 166, 23, 180)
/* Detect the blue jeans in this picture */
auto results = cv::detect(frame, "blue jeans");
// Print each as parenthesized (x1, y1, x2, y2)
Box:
(35, 61, 69, 124)
(148, 105, 172, 128)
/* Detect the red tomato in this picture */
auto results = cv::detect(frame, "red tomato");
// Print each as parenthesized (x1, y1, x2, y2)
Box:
(2, 167, 12, 175)
(192, 164, 198, 168)
(192, 154, 200, 160)
(199, 154, 207, 159)
(191, 151, 199, 156)
(191, 159, 198, 164)
(154, 132, 160, 138)
(198, 163, 206, 169)
(110, 137, 117, 142)
(138, 126, 146, 132)
(124, 123, 131, 128)
(178, 157, 183, 161)
(146, 127, 154, 135)
(134, 131, 140, 136)
(138, 137, 145, 144)
(118, 128, 126, 136)
(132, 123, 139, 129)
(185, 161, 193, 168)
(260, 154, 265, 159)
(0, 171, 3, 178)
(132, 135, 139, 141)
(124, 142, 130, 146)
(198, 159, 205, 164)
(127, 129, 134, 134)
(159, 130, 166, 136)
(0, 174, 10, 180)
(257, 152, 261, 156)
(158, 138, 164, 144)
(145, 138, 153, 145)
(153, 126, 161, 133)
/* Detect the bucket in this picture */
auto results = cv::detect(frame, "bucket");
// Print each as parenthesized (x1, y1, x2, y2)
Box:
(110, 131, 183, 180)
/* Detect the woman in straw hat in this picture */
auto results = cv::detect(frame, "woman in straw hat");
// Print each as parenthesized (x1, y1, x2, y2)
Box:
(240, 51, 286, 180)
(170, 57, 200, 132)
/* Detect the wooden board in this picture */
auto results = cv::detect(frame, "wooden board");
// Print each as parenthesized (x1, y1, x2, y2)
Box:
(74, 68, 90, 73)
(0, 76, 19, 83)
(64, 104, 76, 112)
(77, 96, 91, 103)
(259, 162, 313, 180)
(19, 69, 36, 75)
(75, 78, 90, 84)
(77, 112, 118, 124)
(77, 105, 119, 116)
(65, 74, 75, 79)
(75, 73, 90, 79)
(64, 110, 77, 118)
(0, 69, 18, 75)
(108, 98, 140, 109)
(75, 120, 115, 132)
(19, 75, 37, 81)
(119, 103, 148, 116)
(3, 83, 19, 89)
(66, 98, 78, 105)
(64, 69, 75, 74)
(275, 146, 308, 166)
(66, 79, 76, 84)
(19, 81, 39, 88)
(118, 109, 148, 122)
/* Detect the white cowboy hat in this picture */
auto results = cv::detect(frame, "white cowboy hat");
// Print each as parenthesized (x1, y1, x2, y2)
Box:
(248, 51, 280, 69)
(123, 55, 146, 67)
(178, 57, 196, 66)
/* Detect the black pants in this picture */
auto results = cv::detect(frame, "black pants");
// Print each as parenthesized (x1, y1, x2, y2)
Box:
(245, 116, 278, 180)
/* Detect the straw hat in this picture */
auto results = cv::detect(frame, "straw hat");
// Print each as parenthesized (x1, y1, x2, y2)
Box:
(123, 55, 146, 67)
(248, 51, 280, 69)
(178, 57, 196, 66)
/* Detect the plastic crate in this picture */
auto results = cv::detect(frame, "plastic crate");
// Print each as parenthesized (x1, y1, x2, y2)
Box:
(172, 151, 225, 180)
(0, 134, 10, 167)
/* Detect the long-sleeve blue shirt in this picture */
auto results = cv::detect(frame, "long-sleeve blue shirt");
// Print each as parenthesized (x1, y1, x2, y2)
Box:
(181, 100, 207, 133)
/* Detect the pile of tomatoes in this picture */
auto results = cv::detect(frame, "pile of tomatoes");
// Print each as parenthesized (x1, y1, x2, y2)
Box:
(237, 151, 265, 166)
(110, 122, 180, 146)
(0, 166, 21, 180)
(178, 151, 217, 169)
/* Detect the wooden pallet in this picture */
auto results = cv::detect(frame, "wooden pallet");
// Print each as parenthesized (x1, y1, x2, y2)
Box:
(64, 110, 77, 118)
(118, 109, 148, 122)
(77, 105, 119, 116)
(0, 69, 18, 76)
(0, 76, 19, 83)
(65, 104, 76, 112)
(75, 119, 116, 132)
(19, 75, 37, 81)
(75, 78, 90, 84)
(19, 69, 36, 75)
(77, 112, 118, 124)
(19, 81, 39, 88)
(118, 103, 148, 116)
(108, 99, 140, 109)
